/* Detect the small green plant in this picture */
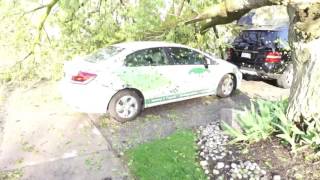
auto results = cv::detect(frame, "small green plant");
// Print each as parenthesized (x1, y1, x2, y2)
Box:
(223, 99, 280, 144)
(272, 108, 304, 154)
(140, 114, 161, 122)
(0, 169, 23, 180)
(21, 141, 37, 153)
(166, 110, 182, 121)
(272, 108, 320, 156)
(84, 155, 103, 171)
(301, 120, 320, 155)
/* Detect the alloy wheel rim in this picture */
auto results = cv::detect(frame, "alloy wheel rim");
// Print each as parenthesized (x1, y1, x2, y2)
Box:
(221, 75, 234, 96)
(115, 95, 138, 119)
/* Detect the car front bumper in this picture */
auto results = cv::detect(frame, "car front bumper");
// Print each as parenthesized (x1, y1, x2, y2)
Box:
(59, 79, 116, 114)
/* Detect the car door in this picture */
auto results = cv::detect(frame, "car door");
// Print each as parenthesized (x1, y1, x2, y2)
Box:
(164, 47, 215, 98)
(118, 47, 179, 107)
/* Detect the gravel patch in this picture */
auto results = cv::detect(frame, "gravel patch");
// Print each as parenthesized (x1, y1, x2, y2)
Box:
(197, 123, 278, 180)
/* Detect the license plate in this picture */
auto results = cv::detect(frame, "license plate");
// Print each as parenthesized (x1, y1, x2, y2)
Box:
(241, 52, 251, 59)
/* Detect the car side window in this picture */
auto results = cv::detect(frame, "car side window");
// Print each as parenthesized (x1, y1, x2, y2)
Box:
(191, 50, 206, 65)
(167, 47, 205, 65)
(125, 48, 168, 67)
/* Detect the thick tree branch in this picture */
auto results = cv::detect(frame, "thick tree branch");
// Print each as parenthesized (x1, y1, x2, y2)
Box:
(24, 5, 47, 15)
(186, 0, 277, 30)
(200, 8, 251, 32)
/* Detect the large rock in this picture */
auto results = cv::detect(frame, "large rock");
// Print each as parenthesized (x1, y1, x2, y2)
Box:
(219, 108, 246, 132)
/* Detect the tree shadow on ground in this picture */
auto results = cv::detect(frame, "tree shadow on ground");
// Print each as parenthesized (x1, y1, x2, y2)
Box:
(93, 91, 252, 153)
(243, 74, 278, 87)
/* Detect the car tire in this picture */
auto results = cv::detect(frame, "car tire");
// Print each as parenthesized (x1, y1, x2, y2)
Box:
(108, 90, 142, 123)
(277, 63, 293, 89)
(217, 74, 235, 98)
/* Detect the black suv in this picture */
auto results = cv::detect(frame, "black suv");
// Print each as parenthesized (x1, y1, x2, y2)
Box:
(227, 26, 293, 88)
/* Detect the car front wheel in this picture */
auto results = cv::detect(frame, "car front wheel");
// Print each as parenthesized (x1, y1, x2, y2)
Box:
(217, 74, 235, 98)
(108, 90, 142, 122)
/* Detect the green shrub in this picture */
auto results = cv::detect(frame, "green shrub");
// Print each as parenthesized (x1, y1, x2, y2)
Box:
(222, 99, 284, 144)
(269, 101, 319, 154)
(223, 99, 320, 156)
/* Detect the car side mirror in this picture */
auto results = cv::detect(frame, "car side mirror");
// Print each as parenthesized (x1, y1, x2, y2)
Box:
(204, 63, 209, 69)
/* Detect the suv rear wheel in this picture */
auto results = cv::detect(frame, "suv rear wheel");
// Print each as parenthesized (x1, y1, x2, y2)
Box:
(108, 90, 142, 122)
(277, 63, 293, 89)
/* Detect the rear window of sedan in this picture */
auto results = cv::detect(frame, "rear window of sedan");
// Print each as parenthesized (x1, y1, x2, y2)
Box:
(85, 46, 124, 63)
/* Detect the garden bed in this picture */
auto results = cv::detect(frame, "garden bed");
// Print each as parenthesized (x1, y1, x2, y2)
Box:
(124, 99, 320, 180)
(241, 139, 320, 179)
(198, 122, 320, 179)
(124, 124, 320, 180)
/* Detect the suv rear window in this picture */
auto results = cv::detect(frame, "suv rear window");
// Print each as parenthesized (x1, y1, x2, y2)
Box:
(234, 29, 288, 48)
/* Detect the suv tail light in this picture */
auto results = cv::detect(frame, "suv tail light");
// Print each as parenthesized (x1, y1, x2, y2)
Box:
(226, 48, 234, 61)
(71, 71, 97, 84)
(265, 51, 282, 63)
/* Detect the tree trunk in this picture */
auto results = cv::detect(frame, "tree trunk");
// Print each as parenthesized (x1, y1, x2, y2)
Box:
(212, 26, 225, 59)
(286, 2, 320, 123)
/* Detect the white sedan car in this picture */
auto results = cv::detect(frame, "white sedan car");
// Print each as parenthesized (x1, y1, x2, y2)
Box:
(60, 41, 242, 122)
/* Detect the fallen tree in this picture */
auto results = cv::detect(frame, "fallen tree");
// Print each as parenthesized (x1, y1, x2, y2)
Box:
(187, 0, 320, 125)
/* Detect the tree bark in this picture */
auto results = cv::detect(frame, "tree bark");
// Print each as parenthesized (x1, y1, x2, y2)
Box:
(212, 26, 225, 59)
(186, 0, 320, 123)
(286, 2, 320, 123)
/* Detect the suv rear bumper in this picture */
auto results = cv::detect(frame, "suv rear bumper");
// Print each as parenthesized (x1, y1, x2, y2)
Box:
(239, 66, 281, 79)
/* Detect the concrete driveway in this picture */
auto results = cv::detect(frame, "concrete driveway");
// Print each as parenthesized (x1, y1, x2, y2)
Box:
(0, 79, 289, 179)
(0, 83, 128, 180)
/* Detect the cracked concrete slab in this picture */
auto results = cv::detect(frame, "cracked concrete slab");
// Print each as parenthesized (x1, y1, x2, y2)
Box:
(20, 150, 129, 180)
(0, 83, 129, 180)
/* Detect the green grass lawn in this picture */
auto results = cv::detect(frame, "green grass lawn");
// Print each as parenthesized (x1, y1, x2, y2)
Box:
(125, 130, 206, 180)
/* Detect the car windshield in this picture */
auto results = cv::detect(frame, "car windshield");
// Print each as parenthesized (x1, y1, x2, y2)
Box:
(84, 46, 124, 63)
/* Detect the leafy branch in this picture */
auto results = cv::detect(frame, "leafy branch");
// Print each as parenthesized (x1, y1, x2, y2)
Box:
(13, 0, 59, 66)
(32, 0, 59, 53)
